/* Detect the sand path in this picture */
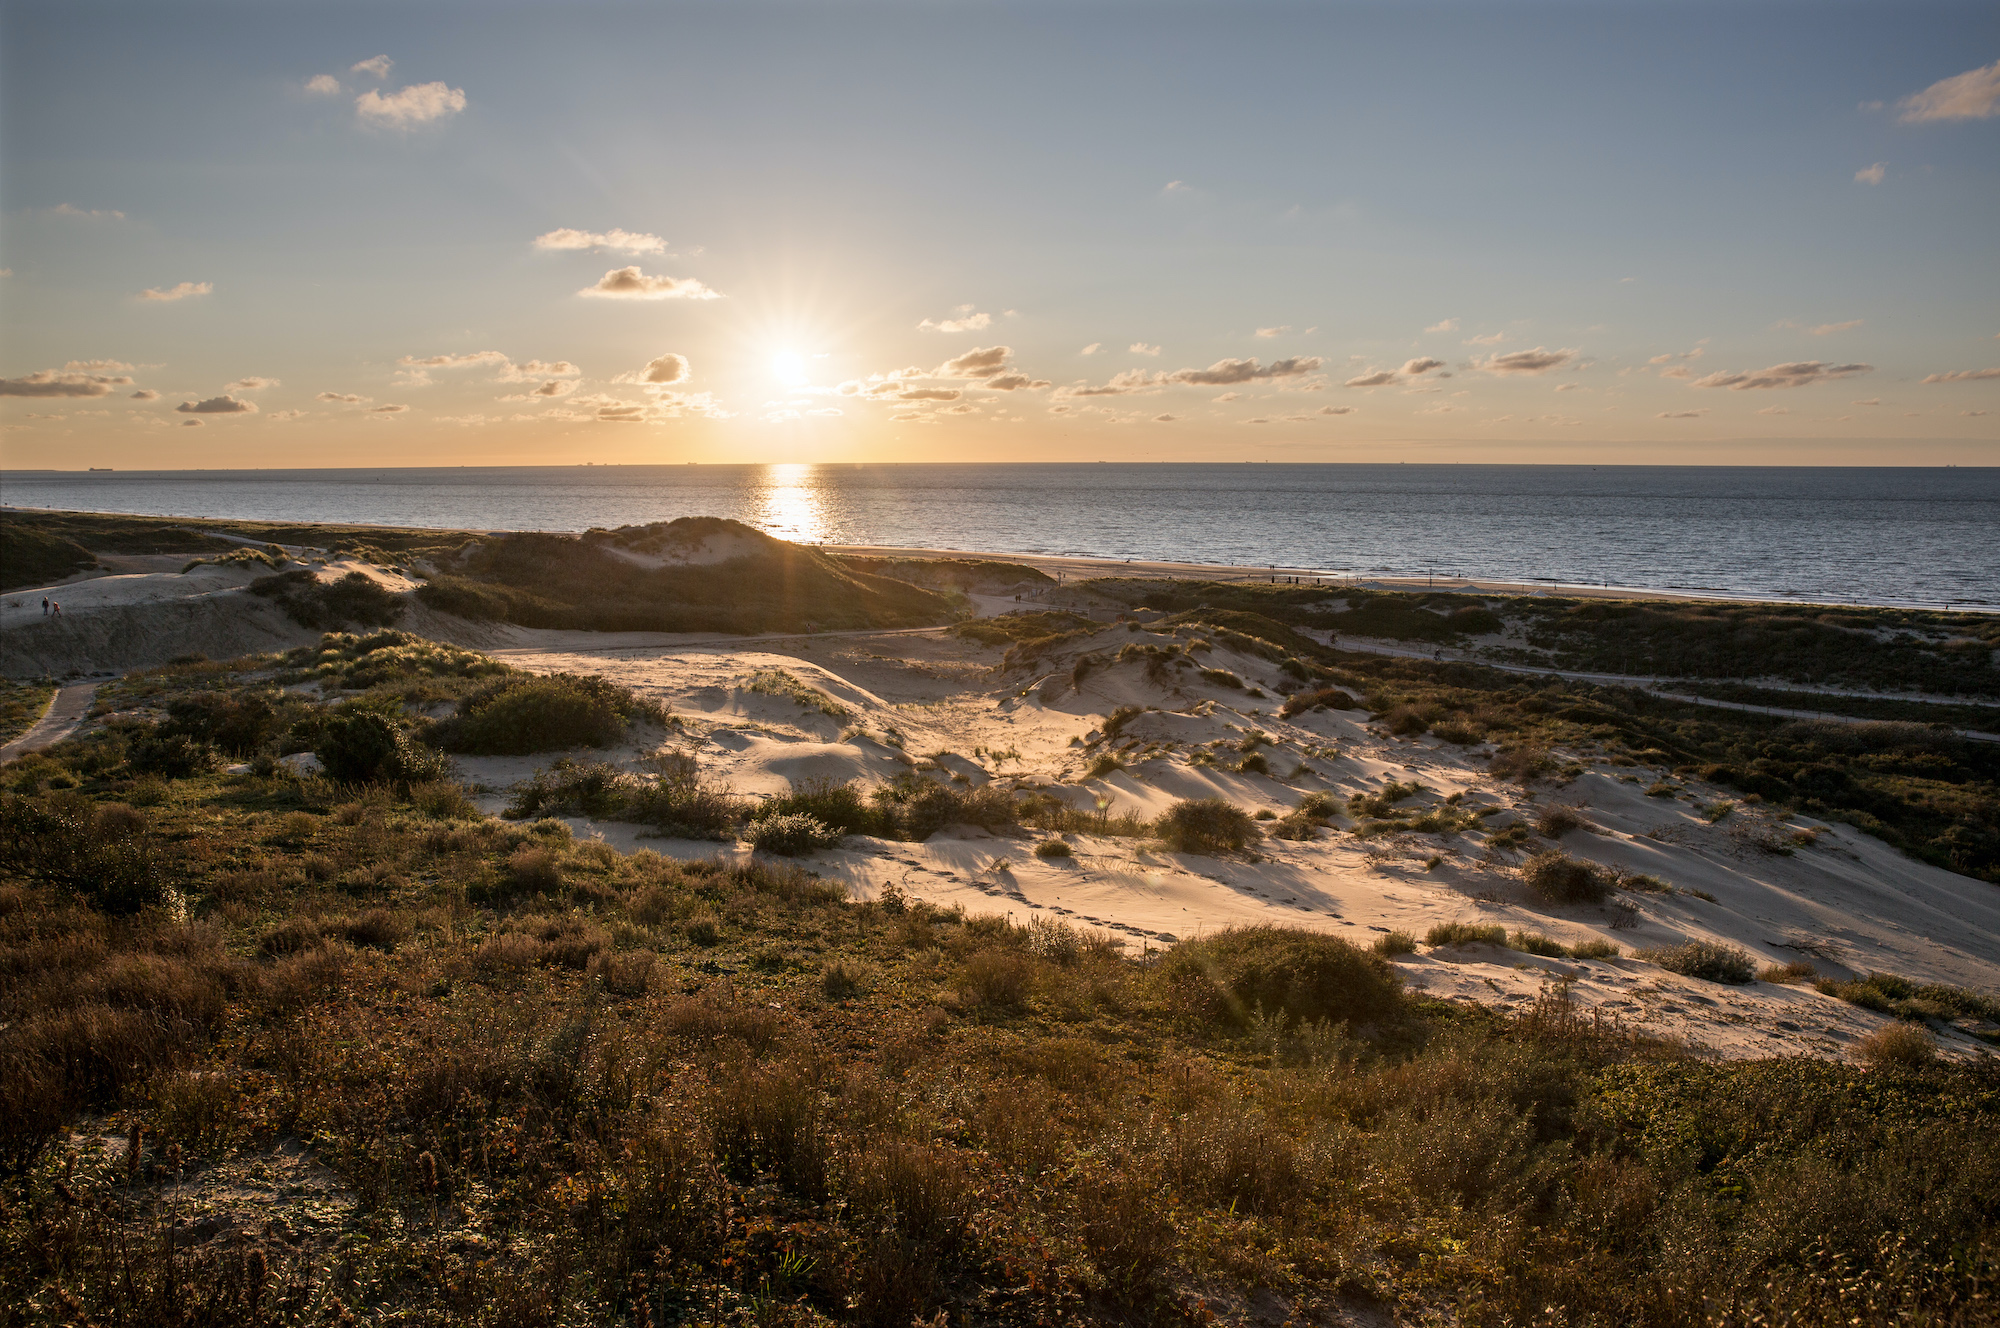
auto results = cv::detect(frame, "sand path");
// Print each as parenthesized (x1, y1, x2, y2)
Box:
(1, 680, 101, 764)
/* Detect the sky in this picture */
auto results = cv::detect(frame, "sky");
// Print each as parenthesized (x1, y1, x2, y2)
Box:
(2, 0, 1997, 469)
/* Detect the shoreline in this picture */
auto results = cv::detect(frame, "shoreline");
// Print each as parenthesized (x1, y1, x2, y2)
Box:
(6, 504, 1992, 615)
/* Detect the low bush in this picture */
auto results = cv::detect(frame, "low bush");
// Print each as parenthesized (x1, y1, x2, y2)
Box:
(0, 792, 164, 913)
(754, 777, 882, 837)
(1569, 938, 1620, 960)
(746, 812, 841, 856)
(506, 759, 630, 819)
(127, 728, 220, 778)
(1425, 921, 1506, 948)
(624, 751, 739, 840)
(1813, 971, 2000, 1024)
(1534, 803, 1591, 837)
(431, 673, 664, 755)
(1372, 930, 1417, 956)
(1635, 939, 1756, 984)
(1154, 798, 1258, 855)
(1759, 960, 1817, 984)
(1856, 1021, 1936, 1070)
(160, 692, 282, 756)
(872, 776, 1018, 841)
(1033, 837, 1073, 859)
(1279, 687, 1361, 716)
(249, 569, 403, 630)
(1521, 849, 1612, 904)
(1159, 926, 1405, 1030)
(1489, 746, 1554, 782)
(1349, 781, 1424, 819)
(1510, 930, 1568, 958)
(308, 708, 452, 784)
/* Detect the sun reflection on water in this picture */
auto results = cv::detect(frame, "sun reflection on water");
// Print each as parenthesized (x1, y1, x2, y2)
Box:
(756, 463, 829, 544)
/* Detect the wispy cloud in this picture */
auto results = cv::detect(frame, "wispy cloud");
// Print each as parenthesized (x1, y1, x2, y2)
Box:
(317, 391, 368, 404)
(1344, 356, 1443, 388)
(579, 266, 720, 300)
(1462, 331, 1506, 346)
(984, 374, 1051, 392)
(1922, 367, 2000, 383)
(534, 228, 666, 254)
(176, 394, 256, 415)
(1897, 59, 2000, 123)
(1254, 326, 1291, 339)
(1129, 342, 1161, 356)
(1473, 347, 1576, 374)
(1318, 405, 1354, 415)
(129, 389, 159, 401)
(1657, 409, 1707, 419)
(1692, 361, 1872, 390)
(919, 305, 991, 333)
(1079, 343, 1101, 356)
(369, 403, 409, 413)
(140, 281, 211, 302)
(1855, 162, 1886, 185)
(225, 377, 279, 391)
(306, 74, 342, 95)
(1773, 318, 1864, 336)
(1344, 370, 1398, 388)
(356, 81, 466, 127)
(351, 55, 393, 78)
(1425, 318, 1459, 333)
(49, 203, 125, 221)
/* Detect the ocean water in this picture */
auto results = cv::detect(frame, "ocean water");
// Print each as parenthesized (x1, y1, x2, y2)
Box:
(4, 464, 1996, 608)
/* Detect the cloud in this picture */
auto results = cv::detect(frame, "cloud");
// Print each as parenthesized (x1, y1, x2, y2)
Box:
(1650, 348, 1705, 365)
(268, 409, 307, 421)
(1153, 414, 1178, 422)
(1254, 326, 1291, 338)
(1965, 410, 1991, 417)
(1425, 318, 1459, 333)
(1318, 405, 1353, 415)
(1853, 398, 1881, 406)
(140, 281, 211, 302)
(1213, 392, 1239, 402)
(1774, 318, 1864, 336)
(1921, 367, 2000, 383)
(368, 403, 408, 414)
(1657, 409, 1708, 419)
(356, 81, 466, 127)
(1463, 331, 1506, 345)
(533, 228, 665, 254)
(1080, 343, 1101, 356)
(1474, 347, 1576, 374)
(317, 391, 368, 403)
(351, 55, 393, 78)
(1169, 356, 1321, 386)
(1130, 343, 1162, 356)
(1400, 357, 1444, 377)
(403, 350, 509, 370)
(176, 394, 256, 415)
(898, 388, 961, 402)
(640, 352, 689, 385)
(938, 346, 1012, 379)
(1897, 60, 2000, 123)
(1855, 162, 1887, 186)
(129, 389, 159, 401)
(0, 364, 135, 397)
(502, 379, 579, 401)
(181, 418, 202, 427)
(1344, 370, 1398, 388)
(1757, 406, 1791, 415)
(919, 306, 992, 333)
(499, 359, 579, 381)
(983, 374, 1050, 392)
(1555, 382, 1583, 392)
(1692, 361, 1873, 390)
(225, 377, 279, 392)
(1062, 369, 1163, 397)
(306, 74, 342, 95)
(1162, 180, 1191, 195)
(49, 203, 125, 221)
(579, 266, 719, 300)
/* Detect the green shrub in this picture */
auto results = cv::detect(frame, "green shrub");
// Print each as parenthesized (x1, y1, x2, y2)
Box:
(1279, 687, 1361, 716)
(1636, 940, 1756, 984)
(1521, 849, 1611, 904)
(1372, 930, 1417, 956)
(1857, 1022, 1936, 1070)
(753, 777, 882, 837)
(1154, 798, 1258, 855)
(746, 668, 849, 718)
(1509, 931, 1567, 957)
(872, 776, 1018, 842)
(623, 753, 739, 841)
(0, 792, 163, 913)
(128, 728, 219, 779)
(1425, 921, 1507, 948)
(746, 812, 841, 856)
(1159, 926, 1405, 1030)
(160, 692, 282, 757)
(250, 569, 403, 630)
(1200, 668, 1245, 689)
(309, 708, 450, 784)
(1569, 938, 1620, 960)
(431, 673, 664, 755)
(1084, 753, 1126, 779)
(1033, 837, 1073, 859)
(507, 759, 630, 819)
(1348, 781, 1423, 819)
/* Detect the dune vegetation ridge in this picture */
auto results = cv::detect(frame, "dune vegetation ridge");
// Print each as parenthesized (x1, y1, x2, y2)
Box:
(2, 510, 1999, 1325)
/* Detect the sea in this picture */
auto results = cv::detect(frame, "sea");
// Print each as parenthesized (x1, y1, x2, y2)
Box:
(4, 464, 1996, 609)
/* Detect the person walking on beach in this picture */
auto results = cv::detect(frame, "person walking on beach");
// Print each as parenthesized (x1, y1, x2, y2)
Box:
(42, 597, 49, 616)
(50, 601, 60, 618)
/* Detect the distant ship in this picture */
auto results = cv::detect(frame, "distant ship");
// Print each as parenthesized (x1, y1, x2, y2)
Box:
(88, 467, 114, 472)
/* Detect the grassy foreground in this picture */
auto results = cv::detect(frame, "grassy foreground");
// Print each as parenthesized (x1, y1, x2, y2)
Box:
(3, 706, 1999, 1324)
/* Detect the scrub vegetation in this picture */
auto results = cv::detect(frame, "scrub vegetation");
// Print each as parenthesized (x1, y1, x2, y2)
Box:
(4, 723, 1999, 1326)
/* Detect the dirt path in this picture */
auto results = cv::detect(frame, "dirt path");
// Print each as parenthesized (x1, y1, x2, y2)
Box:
(0, 680, 100, 763)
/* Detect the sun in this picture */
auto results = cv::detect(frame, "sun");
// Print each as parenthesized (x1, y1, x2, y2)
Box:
(772, 351, 807, 386)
